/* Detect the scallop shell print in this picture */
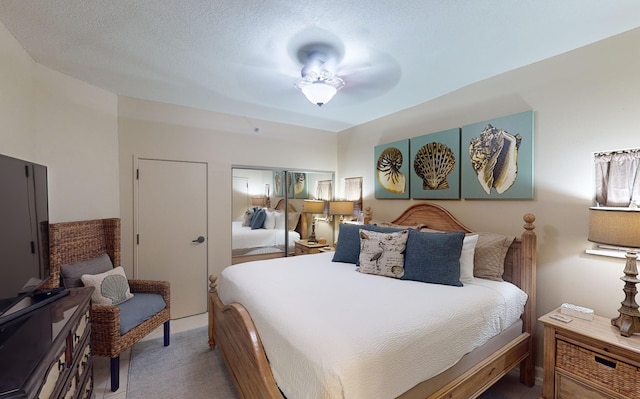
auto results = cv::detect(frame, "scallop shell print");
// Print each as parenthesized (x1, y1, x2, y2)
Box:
(377, 147, 406, 194)
(413, 142, 455, 190)
(100, 274, 130, 305)
(469, 124, 522, 194)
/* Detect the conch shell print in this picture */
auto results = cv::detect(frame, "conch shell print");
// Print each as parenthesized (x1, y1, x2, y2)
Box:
(413, 142, 455, 190)
(377, 147, 406, 193)
(469, 124, 522, 194)
(293, 172, 305, 195)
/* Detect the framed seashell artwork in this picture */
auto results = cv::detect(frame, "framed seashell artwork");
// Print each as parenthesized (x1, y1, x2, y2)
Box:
(410, 128, 461, 199)
(461, 110, 534, 199)
(273, 171, 309, 199)
(374, 139, 410, 198)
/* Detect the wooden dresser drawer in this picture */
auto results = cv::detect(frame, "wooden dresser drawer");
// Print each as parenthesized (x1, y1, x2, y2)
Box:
(556, 339, 640, 398)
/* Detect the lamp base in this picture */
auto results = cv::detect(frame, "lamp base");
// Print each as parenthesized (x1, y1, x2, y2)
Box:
(307, 222, 318, 244)
(611, 312, 640, 337)
(611, 249, 640, 337)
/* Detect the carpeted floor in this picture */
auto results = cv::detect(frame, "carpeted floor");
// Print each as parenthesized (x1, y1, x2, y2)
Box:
(127, 326, 238, 399)
(127, 325, 535, 399)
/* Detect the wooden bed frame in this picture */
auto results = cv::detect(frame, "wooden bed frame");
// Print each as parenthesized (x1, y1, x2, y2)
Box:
(209, 202, 537, 399)
(231, 198, 308, 265)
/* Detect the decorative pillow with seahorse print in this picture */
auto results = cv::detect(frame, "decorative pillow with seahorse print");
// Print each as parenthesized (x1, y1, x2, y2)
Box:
(81, 266, 134, 305)
(356, 229, 408, 278)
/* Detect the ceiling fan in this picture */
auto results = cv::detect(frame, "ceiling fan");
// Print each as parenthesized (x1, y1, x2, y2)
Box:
(235, 30, 401, 109)
(294, 45, 345, 107)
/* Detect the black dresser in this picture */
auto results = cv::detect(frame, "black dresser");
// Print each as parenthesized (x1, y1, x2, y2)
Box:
(0, 288, 93, 399)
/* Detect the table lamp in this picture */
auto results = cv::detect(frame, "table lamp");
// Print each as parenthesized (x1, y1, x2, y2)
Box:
(251, 197, 266, 207)
(329, 201, 354, 223)
(588, 206, 640, 336)
(303, 200, 325, 243)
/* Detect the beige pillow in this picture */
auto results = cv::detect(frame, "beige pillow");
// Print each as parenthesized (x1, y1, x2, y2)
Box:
(357, 229, 408, 278)
(80, 266, 134, 305)
(368, 220, 425, 230)
(288, 212, 300, 230)
(473, 232, 515, 281)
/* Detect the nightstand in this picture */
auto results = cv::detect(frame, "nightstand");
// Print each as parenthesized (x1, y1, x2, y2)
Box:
(294, 240, 326, 255)
(539, 309, 640, 398)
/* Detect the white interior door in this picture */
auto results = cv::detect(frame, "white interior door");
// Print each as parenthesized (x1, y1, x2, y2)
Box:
(135, 158, 208, 319)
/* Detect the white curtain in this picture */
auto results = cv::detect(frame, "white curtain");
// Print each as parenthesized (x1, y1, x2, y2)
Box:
(316, 179, 333, 214)
(344, 177, 363, 214)
(316, 180, 332, 201)
(594, 149, 640, 207)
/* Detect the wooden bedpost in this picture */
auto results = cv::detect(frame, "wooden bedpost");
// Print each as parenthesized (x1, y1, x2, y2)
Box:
(520, 213, 537, 387)
(208, 275, 217, 350)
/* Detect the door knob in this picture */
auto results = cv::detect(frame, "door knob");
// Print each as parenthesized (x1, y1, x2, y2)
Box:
(192, 236, 205, 243)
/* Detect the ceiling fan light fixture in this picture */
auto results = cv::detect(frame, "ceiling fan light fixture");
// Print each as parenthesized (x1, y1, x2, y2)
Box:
(299, 80, 341, 106)
(295, 49, 345, 106)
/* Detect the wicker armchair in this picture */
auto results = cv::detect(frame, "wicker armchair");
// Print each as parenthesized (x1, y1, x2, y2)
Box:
(47, 218, 171, 392)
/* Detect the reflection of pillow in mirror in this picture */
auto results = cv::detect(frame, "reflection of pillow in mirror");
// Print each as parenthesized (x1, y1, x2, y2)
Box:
(288, 212, 300, 230)
(275, 211, 286, 229)
(251, 208, 266, 230)
(264, 210, 276, 229)
(242, 210, 254, 227)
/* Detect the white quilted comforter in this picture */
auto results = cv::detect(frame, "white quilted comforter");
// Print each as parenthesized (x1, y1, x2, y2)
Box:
(218, 252, 527, 399)
(231, 221, 300, 250)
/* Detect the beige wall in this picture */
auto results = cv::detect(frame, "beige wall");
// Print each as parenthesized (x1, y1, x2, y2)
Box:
(338, 28, 640, 362)
(117, 97, 338, 278)
(4, 13, 640, 368)
(0, 22, 119, 223)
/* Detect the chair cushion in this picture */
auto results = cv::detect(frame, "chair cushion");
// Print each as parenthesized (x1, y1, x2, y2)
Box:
(117, 293, 167, 335)
(60, 253, 113, 288)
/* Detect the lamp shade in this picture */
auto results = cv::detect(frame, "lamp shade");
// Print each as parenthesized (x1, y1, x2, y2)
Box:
(588, 207, 640, 248)
(329, 201, 354, 216)
(303, 200, 325, 214)
(251, 197, 266, 207)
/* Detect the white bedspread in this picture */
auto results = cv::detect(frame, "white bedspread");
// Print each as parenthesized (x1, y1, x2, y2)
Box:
(218, 252, 527, 399)
(232, 221, 300, 250)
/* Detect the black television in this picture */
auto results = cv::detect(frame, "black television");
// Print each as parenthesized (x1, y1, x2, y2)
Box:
(0, 153, 56, 325)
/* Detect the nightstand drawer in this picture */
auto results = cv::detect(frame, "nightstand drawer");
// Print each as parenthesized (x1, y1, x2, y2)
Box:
(556, 339, 640, 397)
(556, 372, 612, 399)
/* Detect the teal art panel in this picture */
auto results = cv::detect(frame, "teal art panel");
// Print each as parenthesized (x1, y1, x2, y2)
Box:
(374, 139, 410, 199)
(461, 111, 534, 199)
(410, 128, 460, 199)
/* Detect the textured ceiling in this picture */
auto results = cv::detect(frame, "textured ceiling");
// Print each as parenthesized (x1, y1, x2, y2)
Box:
(1, 1, 640, 132)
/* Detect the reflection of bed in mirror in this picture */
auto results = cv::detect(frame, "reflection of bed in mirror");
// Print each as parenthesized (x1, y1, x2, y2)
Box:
(232, 199, 307, 265)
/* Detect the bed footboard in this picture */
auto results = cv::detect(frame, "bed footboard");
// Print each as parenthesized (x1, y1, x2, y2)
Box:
(208, 276, 284, 399)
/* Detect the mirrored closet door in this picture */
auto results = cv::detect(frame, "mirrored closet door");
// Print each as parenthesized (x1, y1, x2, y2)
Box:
(232, 166, 334, 264)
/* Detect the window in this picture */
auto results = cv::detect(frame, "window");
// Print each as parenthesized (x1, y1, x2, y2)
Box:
(594, 148, 640, 207)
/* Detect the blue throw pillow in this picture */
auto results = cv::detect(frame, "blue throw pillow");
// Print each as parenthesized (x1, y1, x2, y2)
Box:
(332, 223, 402, 264)
(250, 208, 266, 230)
(402, 229, 465, 287)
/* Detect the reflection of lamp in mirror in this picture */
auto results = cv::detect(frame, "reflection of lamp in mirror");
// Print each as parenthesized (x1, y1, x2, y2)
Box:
(329, 201, 355, 223)
(251, 197, 266, 207)
(264, 184, 271, 208)
(303, 200, 325, 243)
(588, 206, 640, 336)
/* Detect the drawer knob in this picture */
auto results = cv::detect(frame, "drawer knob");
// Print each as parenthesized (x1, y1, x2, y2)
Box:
(594, 355, 616, 369)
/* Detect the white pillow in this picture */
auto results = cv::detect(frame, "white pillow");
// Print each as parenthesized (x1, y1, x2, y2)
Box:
(459, 233, 479, 283)
(81, 266, 134, 305)
(274, 211, 286, 229)
(263, 209, 277, 229)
